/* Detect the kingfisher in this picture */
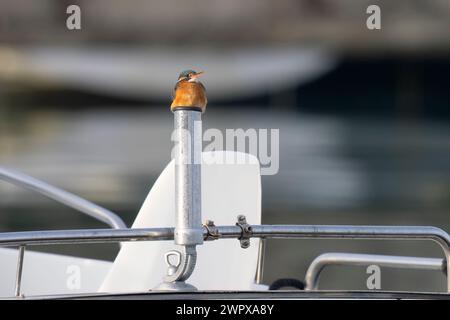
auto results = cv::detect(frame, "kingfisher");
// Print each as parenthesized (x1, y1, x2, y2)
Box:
(171, 69, 207, 113)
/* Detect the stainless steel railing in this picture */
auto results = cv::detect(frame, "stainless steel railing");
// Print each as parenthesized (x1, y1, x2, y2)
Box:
(2, 222, 450, 296)
(305, 252, 446, 290)
(0, 166, 126, 229)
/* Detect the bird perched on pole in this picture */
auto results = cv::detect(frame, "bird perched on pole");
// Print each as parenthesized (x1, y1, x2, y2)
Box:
(171, 70, 207, 113)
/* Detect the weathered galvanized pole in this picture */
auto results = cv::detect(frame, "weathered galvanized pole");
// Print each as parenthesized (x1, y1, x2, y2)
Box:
(157, 103, 204, 290)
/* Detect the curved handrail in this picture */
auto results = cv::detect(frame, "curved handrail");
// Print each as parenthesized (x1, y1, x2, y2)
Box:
(211, 224, 450, 291)
(1, 224, 450, 294)
(305, 252, 446, 290)
(0, 166, 126, 229)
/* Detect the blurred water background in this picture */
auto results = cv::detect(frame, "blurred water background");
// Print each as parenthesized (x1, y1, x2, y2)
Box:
(1, 0, 450, 292)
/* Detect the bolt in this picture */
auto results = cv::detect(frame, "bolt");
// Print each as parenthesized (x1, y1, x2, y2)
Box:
(241, 239, 250, 249)
(237, 215, 246, 223)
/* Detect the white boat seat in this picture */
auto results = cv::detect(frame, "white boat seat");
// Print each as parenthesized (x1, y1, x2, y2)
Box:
(99, 151, 262, 292)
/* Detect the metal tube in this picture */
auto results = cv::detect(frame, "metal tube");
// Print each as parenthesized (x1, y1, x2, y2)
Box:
(0, 224, 449, 290)
(255, 238, 266, 284)
(167, 109, 203, 285)
(173, 110, 203, 246)
(247, 224, 450, 292)
(15, 245, 25, 297)
(305, 252, 445, 290)
(0, 228, 174, 246)
(0, 225, 449, 251)
(248, 225, 450, 241)
(0, 167, 126, 229)
(0, 225, 449, 252)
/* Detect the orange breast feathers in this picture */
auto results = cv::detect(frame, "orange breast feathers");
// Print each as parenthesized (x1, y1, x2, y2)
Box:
(171, 81, 207, 112)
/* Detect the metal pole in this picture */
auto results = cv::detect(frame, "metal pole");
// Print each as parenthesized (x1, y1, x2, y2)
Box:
(0, 228, 173, 246)
(305, 252, 445, 290)
(255, 238, 266, 284)
(0, 224, 449, 291)
(213, 224, 450, 291)
(173, 110, 203, 247)
(158, 108, 203, 287)
(15, 245, 25, 297)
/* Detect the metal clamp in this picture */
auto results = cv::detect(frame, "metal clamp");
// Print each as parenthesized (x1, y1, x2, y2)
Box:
(203, 220, 220, 241)
(236, 215, 252, 249)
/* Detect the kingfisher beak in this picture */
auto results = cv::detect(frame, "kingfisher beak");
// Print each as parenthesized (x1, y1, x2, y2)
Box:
(191, 71, 204, 79)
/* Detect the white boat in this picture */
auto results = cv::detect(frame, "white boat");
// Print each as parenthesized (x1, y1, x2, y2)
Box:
(0, 105, 449, 300)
